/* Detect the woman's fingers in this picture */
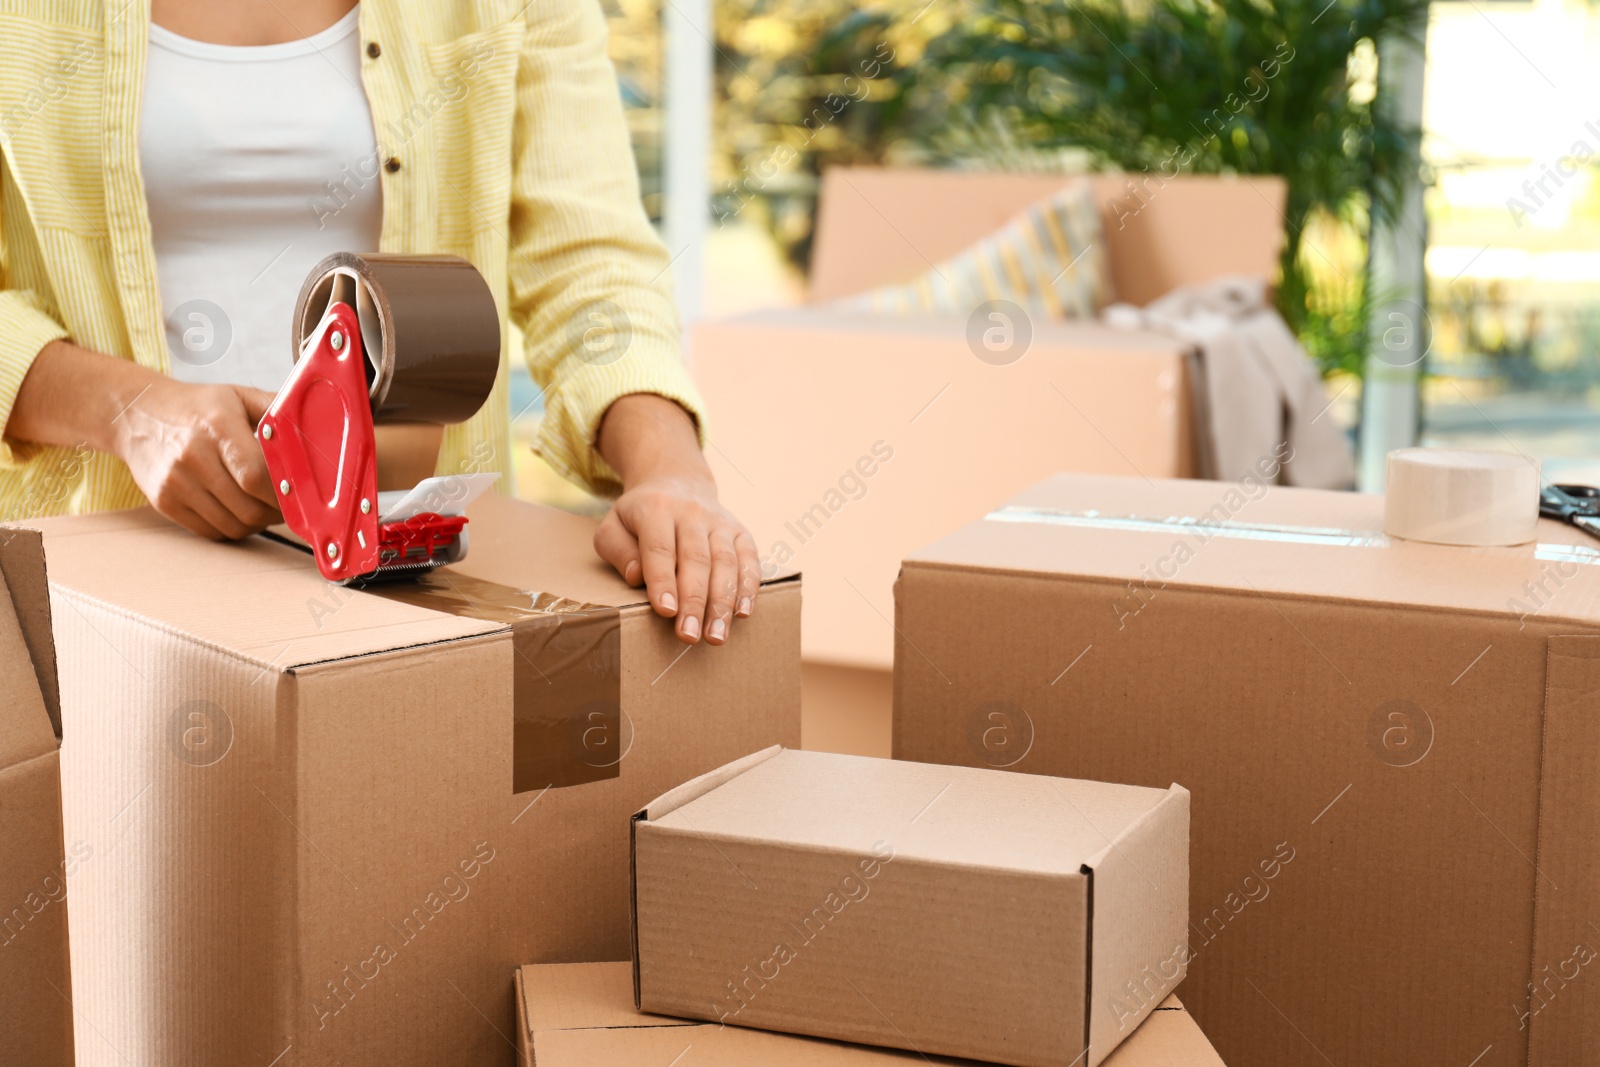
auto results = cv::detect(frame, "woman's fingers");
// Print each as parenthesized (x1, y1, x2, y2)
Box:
(734, 529, 760, 618)
(593, 511, 644, 586)
(702, 526, 740, 644)
(634, 510, 680, 620)
(672, 521, 712, 644)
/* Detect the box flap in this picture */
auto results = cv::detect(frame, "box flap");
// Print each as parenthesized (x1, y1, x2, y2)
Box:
(449, 492, 653, 608)
(23, 507, 513, 669)
(519, 962, 695, 1035)
(522, 962, 1220, 1066)
(907, 473, 1600, 627)
(1085, 785, 1192, 1066)
(25, 494, 800, 672)
(634, 744, 783, 821)
(0, 543, 56, 768)
(0, 527, 59, 736)
(649, 749, 1174, 876)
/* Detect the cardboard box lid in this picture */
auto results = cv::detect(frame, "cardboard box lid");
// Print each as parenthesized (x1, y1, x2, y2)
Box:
(517, 963, 1225, 1066)
(22, 494, 665, 673)
(0, 528, 59, 766)
(641, 746, 1179, 877)
(907, 473, 1600, 627)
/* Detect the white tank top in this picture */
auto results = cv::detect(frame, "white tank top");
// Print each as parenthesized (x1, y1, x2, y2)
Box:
(139, 7, 383, 392)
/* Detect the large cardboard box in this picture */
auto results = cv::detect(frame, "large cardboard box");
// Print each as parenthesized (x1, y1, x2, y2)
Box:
(695, 168, 1288, 756)
(0, 528, 73, 1065)
(631, 746, 1190, 1067)
(29, 494, 800, 1067)
(893, 472, 1600, 1067)
(515, 962, 1226, 1066)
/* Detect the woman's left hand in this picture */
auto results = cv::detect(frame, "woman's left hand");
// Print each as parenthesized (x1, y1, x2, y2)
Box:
(593, 394, 760, 645)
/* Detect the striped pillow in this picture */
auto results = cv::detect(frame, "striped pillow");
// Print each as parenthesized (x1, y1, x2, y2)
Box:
(831, 179, 1111, 319)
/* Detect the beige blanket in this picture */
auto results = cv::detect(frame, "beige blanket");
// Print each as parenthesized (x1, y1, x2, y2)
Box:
(1104, 277, 1356, 490)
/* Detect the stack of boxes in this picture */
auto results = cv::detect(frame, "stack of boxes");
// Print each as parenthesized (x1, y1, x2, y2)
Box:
(4, 488, 1224, 1065)
(14, 462, 1588, 1067)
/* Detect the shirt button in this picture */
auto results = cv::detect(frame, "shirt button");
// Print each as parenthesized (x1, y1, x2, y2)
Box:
(366, 41, 381, 59)
(384, 157, 402, 173)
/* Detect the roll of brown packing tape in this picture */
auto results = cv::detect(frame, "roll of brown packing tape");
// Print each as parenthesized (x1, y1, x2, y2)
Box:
(292, 252, 500, 425)
(1383, 448, 1540, 546)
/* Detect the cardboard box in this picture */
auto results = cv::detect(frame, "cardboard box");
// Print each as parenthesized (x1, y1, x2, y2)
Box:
(631, 746, 1190, 1067)
(696, 169, 1288, 750)
(805, 169, 1288, 308)
(893, 472, 1600, 1067)
(28, 493, 800, 1067)
(515, 962, 1227, 1066)
(0, 527, 73, 1065)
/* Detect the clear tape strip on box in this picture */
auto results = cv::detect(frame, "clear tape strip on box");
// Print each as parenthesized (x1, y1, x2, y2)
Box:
(984, 506, 1600, 568)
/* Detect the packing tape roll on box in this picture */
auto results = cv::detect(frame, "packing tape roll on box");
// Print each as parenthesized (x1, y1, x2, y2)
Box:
(1383, 448, 1540, 546)
(292, 252, 500, 425)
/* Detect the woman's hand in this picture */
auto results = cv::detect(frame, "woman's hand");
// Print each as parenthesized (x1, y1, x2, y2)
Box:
(593, 393, 759, 645)
(111, 377, 280, 540)
(10, 340, 280, 539)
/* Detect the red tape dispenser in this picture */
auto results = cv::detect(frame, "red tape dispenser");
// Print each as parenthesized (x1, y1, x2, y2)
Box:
(257, 253, 501, 584)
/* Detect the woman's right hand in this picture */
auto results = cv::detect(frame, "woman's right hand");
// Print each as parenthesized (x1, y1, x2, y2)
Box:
(111, 377, 281, 540)
(9, 340, 280, 539)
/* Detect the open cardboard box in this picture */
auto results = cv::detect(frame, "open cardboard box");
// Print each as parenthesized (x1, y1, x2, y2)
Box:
(24, 494, 800, 1066)
(893, 472, 1600, 1067)
(0, 527, 73, 1065)
(630, 746, 1189, 1067)
(693, 167, 1287, 759)
(516, 962, 1228, 1066)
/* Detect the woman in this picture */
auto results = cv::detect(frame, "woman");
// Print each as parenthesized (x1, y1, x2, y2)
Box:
(0, 0, 757, 645)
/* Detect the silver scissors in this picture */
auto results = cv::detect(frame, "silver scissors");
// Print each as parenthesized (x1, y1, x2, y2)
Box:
(1540, 483, 1600, 541)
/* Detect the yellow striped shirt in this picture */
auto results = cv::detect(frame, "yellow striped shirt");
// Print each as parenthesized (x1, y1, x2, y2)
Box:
(0, 0, 704, 521)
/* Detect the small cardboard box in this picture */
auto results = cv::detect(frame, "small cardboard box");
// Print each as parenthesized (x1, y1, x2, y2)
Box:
(893, 472, 1600, 1067)
(516, 962, 1227, 1066)
(694, 168, 1288, 756)
(27, 493, 800, 1066)
(630, 746, 1190, 1067)
(0, 528, 73, 1065)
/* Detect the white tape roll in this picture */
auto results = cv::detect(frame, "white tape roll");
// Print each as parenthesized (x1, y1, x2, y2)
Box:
(1383, 448, 1541, 546)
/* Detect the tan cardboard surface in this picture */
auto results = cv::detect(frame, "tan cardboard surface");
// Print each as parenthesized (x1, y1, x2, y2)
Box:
(632, 748, 1189, 1067)
(808, 167, 1286, 306)
(29, 496, 800, 1067)
(802, 662, 893, 758)
(894, 472, 1600, 1067)
(0, 528, 73, 1066)
(0, 526, 61, 733)
(518, 962, 1225, 1066)
(695, 314, 1195, 670)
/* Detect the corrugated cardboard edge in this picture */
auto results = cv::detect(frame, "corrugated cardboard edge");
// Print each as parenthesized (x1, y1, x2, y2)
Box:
(1083, 784, 1192, 1067)
(1528, 635, 1600, 1064)
(629, 745, 786, 1008)
(516, 967, 532, 1067)
(0, 527, 61, 737)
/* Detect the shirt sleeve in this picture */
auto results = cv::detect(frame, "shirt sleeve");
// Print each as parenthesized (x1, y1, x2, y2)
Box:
(506, 0, 707, 498)
(0, 170, 71, 470)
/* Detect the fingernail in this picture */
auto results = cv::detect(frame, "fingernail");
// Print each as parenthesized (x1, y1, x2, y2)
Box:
(737, 597, 753, 618)
(682, 615, 700, 640)
(625, 560, 641, 585)
(660, 592, 676, 614)
(709, 617, 727, 642)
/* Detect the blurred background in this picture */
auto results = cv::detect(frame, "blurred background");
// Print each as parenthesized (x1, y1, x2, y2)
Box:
(511, 0, 1600, 510)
